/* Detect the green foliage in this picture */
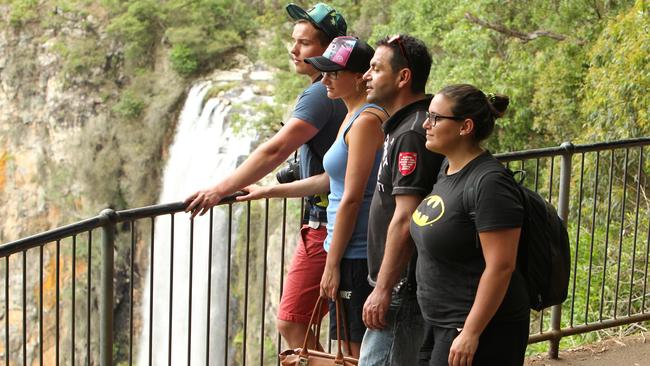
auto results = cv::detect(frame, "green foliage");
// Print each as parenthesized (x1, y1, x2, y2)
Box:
(7, 0, 645, 152)
(581, 1, 650, 141)
(101, 0, 258, 78)
(230, 101, 283, 140)
(256, 27, 291, 70)
(531, 42, 587, 143)
(371, 0, 642, 151)
(509, 146, 650, 356)
(521, 146, 650, 355)
(106, 0, 163, 69)
(255, 0, 644, 152)
(74, 115, 127, 209)
(203, 82, 237, 103)
(57, 38, 106, 79)
(8, 0, 39, 27)
(113, 90, 145, 119)
(170, 44, 199, 76)
(162, 0, 255, 75)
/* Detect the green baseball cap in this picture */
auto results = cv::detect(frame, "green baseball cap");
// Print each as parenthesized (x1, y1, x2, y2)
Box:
(286, 3, 347, 40)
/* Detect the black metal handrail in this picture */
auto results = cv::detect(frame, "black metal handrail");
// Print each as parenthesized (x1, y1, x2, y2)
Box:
(495, 137, 650, 161)
(0, 215, 109, 257)
(0, 195, 246, 257)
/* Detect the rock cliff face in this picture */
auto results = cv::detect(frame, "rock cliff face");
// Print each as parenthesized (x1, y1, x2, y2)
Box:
(0, 4, 280, 364)
(1, 12, 117, 359)
(6, 5, 208, 233)
(1, 6, 131, 240)
(0, 6, 185, 364)
(1, 16, 85, 241)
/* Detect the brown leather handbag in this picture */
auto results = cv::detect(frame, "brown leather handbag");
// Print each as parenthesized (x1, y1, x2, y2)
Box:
(279, 295, 358, 365)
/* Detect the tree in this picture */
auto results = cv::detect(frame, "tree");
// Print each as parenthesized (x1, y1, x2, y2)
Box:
(581, 0, 649, 141)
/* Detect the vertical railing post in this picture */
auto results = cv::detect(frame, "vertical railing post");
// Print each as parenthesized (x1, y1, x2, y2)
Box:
(549, 141, 574, 358)
(100, 209, 116, 366)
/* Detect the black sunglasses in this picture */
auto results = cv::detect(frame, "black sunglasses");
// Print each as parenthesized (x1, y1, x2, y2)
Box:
(388, 34, 411, 69)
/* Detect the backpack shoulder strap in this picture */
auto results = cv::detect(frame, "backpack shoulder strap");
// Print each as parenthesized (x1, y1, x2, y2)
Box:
(462, 161, 507, 221)
(462, 160, 516, 250)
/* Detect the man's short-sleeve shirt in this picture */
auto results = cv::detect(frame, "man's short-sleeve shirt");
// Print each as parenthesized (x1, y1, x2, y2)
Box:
(367, 97, 445, 286)
(292, 81, 347, 222)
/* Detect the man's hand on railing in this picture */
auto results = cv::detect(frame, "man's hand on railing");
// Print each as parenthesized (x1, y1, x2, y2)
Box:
(184, 187, 224, 219)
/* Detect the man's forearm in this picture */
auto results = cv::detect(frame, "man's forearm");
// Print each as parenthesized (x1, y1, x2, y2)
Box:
(265, 173, 329, 199)
(374, 215, 415, 291)
(215, 139, 294, 197)
(185, 118, 319, 217)
(362, 194, 420, 330)
(374, 194, 422, 291)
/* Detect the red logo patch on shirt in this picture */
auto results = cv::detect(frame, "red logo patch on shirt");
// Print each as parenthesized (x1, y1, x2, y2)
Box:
(398, 152, 417, 176)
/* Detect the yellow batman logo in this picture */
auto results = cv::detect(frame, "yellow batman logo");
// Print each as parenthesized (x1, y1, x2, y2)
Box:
(412, 195, 445, 226)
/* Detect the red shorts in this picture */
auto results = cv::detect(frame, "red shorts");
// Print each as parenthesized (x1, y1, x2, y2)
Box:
(278, 225, 329, 324)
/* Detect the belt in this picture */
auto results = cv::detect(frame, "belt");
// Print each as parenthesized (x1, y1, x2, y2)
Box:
(307, 220, 326, 229)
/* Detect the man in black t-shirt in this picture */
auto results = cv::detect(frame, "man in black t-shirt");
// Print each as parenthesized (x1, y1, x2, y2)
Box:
(358, 35, 444, 365)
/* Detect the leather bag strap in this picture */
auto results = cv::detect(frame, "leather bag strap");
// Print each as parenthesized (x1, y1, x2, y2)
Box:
(337, 295, 352, 357)
(334, 296, 346, 362)
(299, 296, 324, 356)
(298, 295, 354, 362)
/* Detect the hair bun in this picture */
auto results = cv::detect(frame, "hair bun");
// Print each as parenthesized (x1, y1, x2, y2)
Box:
(486, 93, 509, 118)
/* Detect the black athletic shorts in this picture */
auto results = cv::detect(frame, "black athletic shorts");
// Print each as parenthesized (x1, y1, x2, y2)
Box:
(328, 258, 372, 342)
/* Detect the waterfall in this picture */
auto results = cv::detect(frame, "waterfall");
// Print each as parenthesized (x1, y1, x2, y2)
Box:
(137, 80, 265, 365)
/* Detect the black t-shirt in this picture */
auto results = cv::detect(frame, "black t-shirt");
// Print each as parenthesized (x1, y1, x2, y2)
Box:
(367, 97, 444, 287)
(409, 152, 529, 328)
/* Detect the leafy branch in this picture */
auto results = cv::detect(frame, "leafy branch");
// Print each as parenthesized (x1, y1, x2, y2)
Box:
(464, 12, 586, 45)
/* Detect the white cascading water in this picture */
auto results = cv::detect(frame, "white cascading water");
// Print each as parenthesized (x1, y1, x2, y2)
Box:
(137, 80, 267, 365)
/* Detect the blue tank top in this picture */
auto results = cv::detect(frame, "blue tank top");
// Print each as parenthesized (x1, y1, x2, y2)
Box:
(322, 103, 385, 259)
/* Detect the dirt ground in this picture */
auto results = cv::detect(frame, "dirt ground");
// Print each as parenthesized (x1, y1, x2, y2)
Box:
(526, 332, 650, 366)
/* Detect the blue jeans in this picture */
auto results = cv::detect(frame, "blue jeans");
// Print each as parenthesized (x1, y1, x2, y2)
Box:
(358, 291, 425, 365)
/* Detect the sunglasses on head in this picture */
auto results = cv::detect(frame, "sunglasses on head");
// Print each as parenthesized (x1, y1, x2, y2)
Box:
(388, 34, 411, 69)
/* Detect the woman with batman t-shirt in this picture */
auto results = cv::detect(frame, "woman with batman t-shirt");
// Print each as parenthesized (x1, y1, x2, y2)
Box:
(410, 84, 529, 366)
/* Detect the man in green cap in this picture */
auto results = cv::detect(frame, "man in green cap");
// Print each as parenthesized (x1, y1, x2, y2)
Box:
(185, 3, 347, 348)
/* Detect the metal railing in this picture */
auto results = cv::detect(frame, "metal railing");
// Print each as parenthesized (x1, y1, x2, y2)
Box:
(1, 137, 649, 365)
(498, 138, 650, 357)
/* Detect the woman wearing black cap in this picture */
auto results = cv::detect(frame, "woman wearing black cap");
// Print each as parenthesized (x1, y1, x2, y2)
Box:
(238, 36, 386, 357)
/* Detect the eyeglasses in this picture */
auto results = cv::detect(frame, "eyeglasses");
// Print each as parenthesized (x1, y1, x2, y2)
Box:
(388, 34, 411, 69)
(321, 71, 339, 80)
(425, 111, 465, 127)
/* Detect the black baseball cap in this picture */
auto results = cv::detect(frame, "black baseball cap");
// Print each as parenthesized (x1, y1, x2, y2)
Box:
(305, 36, 374, 73)
(286, 3, 347, 40)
